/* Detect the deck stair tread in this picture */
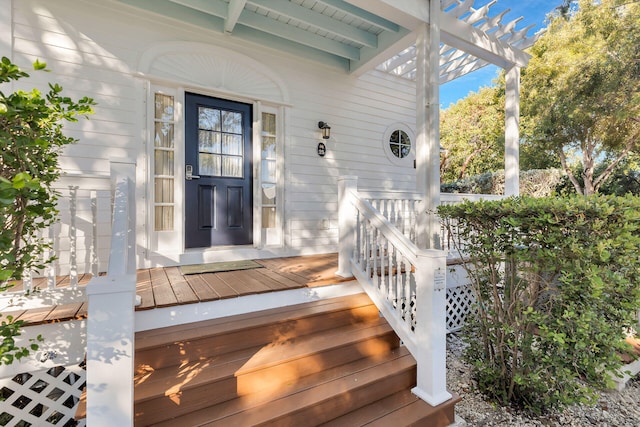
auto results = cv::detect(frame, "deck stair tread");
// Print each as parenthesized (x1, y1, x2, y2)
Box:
(134, 317, 393, 403)
(152, 351, 417, 427)
(133, 292, 457, 427)
(322, 390, 460, 427)
(135, 292, 377, 350)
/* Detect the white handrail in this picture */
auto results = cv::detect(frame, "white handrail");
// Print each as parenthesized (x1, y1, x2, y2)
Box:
(337, 176, 451, 407)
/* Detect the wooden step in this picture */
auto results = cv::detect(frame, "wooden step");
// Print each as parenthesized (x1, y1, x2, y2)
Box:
(151, 348, 417, 427)
(133, 292, 458, 427)
(321, 389, 460, 426)
(134, 317, 398, 425)
(135, 293, 380, 370)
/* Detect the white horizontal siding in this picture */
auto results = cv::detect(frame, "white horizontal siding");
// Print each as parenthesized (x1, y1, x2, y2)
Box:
(9, 0, 421, 262)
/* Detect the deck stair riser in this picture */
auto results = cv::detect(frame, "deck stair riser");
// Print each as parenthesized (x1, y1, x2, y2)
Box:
(135, 294, 380, 369)
(133, 293, 458, 426)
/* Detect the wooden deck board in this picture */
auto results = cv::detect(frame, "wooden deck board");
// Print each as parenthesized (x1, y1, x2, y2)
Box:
(252, 268, 307, 290)
(217, 270, 273, 296)
(199, 273, 238, 299)
(44, 303, 83, 322)
(136, 269, 155, 310)
(164, 267, 199, 305)
(3, 254, 349, 324)
(184, 274, 221, 302)
(149, 268, 178, 307)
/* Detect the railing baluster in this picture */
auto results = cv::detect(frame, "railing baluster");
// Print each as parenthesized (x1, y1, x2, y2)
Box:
(47, 222, 58, 289)
(90, 190, 99, 277)
(69, 186, 78, 288)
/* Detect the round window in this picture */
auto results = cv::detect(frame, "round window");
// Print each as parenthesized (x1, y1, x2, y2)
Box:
(389, 130, 411, 159)
(382, 124, 415, 166)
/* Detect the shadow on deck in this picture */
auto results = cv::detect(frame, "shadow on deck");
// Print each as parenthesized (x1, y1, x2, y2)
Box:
(0, 253, 353, 325)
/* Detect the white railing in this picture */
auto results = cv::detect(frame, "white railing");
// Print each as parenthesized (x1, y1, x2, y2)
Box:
(337, 176, 451, 407)
(15, 180, 112, 294)
(86, 160, 136, 427)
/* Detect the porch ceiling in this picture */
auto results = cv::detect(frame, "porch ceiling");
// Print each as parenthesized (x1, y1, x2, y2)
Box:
(118, 0, 538, 83)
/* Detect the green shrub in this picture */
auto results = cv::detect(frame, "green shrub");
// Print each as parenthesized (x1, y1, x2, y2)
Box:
(438, 195, 640, 414)
(441, 169, 564, 197)
(0, 57, 94, 365)
(0, 57, 94, 284)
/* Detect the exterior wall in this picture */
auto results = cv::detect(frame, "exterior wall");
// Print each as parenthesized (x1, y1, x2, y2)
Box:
(5, 0, 419, 269)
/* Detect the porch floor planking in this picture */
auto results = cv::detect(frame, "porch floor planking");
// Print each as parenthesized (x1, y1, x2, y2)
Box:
(1, 254, 350, 324)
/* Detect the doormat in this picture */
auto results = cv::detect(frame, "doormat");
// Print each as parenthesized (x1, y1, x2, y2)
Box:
(180, 260, 263, 275)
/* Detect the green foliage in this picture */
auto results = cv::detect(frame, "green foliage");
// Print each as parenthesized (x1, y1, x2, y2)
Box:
(440, 86, 505, 181)
(0, 315, 44, 365)
(0, 57, 95, 284)
(439, 195, 640, 413)
(0, 57, 94, 365)
(521, 0, 640, 195)
(441, 169, 564, 197)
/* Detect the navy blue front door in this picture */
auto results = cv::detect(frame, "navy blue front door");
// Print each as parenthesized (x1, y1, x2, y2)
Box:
(185, 93, 253, 248)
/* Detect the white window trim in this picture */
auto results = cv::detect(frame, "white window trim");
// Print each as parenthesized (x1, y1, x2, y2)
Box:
(382, 123, 416, 167)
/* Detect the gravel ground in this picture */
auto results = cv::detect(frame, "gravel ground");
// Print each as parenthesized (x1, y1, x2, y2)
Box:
(447, 333, 640, 426)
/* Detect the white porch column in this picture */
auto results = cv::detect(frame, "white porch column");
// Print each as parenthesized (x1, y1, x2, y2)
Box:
(336, 176, 358, 278)
(412, 249, 452, 406)
(415, 0, 441, 250)
(505, 65, 521, 196)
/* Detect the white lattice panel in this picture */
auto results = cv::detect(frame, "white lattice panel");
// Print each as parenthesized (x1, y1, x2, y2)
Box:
(446, 284, 476, 333)
(0, 363, 86, 427)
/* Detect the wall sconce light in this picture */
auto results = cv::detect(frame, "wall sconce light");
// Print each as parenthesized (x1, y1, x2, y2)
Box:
(318, 121, 331, 139)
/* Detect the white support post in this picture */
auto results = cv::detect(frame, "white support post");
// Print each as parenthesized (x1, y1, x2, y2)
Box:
(86, 275, 136, 427)
(85, 158, 138, 426)
(415, 0, 442, 250)
(411, 249, 452, 406)
(505, 65, 521, 197)
(336, 176, 358, 278)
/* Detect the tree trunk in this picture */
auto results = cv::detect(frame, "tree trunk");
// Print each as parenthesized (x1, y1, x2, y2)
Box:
(459, 147, 484, 179)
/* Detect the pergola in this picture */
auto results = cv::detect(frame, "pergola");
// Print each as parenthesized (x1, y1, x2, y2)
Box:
(120, 0, 538, 247)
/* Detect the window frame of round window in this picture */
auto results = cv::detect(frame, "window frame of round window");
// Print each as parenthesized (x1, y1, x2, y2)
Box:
(382, 123, 415, 166)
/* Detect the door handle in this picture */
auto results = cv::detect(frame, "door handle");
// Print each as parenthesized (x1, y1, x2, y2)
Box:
(186, 164, 200, 180)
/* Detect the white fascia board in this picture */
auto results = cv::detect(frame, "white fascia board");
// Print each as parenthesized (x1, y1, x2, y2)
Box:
(439, 8, 531, 69)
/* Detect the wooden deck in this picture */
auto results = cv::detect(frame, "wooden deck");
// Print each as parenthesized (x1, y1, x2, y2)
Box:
(1, 253, 352, 326)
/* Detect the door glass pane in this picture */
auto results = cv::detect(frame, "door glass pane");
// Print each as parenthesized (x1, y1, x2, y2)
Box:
(154, 178, 174, 203)
(262, 184, 276, 204)
(199, 107, 221, 131)
(261, 159, 276, 183)
(155, 150, 174, 176)
(222, 111, 242, 134)
(222, 134, 242, 155)
(200, 153, 221, 176)
(262, 207, 276, 228)
(155, 206, 174, 231)
(155, 123, 174, 148)
(222, 156, 243, 178)
(262, 136, 275, 159)
(199, 130, 221, 153)
(155, 94, 174, 121)
(262, 112, 276, 135)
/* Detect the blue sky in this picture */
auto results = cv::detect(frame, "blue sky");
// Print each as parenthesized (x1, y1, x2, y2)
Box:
(440, 0, 562, 108)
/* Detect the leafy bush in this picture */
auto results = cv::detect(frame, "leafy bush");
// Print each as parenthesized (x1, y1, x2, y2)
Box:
(438, 195, 640, 413)
(441, 169, 564, 197)
(0, 57, 94, 364)
(0, 57, 94, 284)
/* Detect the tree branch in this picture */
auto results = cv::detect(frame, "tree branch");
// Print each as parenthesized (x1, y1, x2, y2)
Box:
(559, 150, 584, 195)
